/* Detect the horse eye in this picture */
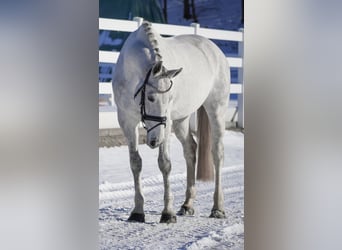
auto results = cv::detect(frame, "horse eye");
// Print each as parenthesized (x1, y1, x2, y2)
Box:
(147, 95, 155, 102)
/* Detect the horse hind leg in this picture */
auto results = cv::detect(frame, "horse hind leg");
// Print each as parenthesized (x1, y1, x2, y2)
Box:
(203, 101, 227, 219)
(173, 117, 197, 216)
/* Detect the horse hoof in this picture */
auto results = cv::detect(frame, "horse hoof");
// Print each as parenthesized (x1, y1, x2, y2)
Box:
(160, 213, 177, 223)
(128, 213, 145, 222)
(177, 205, 195, 216)
(209, 209, 226, 219)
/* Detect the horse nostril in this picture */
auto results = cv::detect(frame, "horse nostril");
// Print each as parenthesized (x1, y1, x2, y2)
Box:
(150, 140, 156, 147)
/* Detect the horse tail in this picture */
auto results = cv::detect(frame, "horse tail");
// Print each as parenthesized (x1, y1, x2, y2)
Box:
(196, 106, 214, 181)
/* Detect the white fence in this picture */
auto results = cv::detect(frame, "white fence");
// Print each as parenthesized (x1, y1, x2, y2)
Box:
(99, 17, 244, 128)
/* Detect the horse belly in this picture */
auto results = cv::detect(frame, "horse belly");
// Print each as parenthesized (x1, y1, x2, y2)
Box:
(170, 76, 213, 120)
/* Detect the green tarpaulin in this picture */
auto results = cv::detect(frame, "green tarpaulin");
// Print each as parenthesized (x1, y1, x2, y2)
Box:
(100, 0, 165, 23)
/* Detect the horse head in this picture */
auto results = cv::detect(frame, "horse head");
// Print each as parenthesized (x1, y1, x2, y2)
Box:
(135, 61, 182, 148)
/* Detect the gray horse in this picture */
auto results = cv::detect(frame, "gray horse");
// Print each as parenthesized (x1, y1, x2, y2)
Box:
(112, 21, 230, 223)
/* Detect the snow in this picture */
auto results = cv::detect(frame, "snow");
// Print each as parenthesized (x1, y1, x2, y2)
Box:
(99, 130, 244, 249)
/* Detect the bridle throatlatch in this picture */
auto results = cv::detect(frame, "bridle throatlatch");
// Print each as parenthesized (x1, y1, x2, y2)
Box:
(134, 68, 173, 133)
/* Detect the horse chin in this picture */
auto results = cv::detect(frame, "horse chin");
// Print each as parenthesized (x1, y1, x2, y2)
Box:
(147, 141, 161, 149)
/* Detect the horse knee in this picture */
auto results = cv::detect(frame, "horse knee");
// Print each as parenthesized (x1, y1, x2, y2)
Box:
(130, 151, 142, 172)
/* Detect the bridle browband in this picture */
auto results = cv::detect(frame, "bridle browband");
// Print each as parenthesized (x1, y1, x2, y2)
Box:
(134, 67, 173, 133)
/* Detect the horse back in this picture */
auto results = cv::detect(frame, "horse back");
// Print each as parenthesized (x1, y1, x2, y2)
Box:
(162, 35, 230, 119)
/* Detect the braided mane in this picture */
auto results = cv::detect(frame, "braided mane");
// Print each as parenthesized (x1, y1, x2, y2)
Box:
(141, 21, 162, 62)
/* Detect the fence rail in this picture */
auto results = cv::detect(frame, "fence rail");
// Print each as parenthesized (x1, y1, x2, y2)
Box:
(99, 50, 243, 68)
(99, 18, 243, 41)
(99, 17, 244, 128)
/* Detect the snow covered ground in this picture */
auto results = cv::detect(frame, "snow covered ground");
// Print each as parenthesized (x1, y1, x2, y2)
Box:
(99, 130, 244, 249)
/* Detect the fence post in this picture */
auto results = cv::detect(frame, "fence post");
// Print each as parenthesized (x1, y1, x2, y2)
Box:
(191, 23, 200, 35)
(133, 17, 144, 27)
(190, 23, 200, 131)
(237, 28, 244, 128)
(110, 83, 115, 107)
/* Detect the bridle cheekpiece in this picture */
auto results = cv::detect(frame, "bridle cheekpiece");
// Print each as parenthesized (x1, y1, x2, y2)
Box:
(134, 67, 173, 133)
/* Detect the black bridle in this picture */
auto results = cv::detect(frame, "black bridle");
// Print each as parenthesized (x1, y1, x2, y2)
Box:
(134, 68, 173, 133)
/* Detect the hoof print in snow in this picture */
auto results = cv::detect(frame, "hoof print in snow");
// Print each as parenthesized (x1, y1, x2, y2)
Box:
(177, 205, 195, 216)
(160, 213, 177, 223)
(128, 213, 145, 223)
(209, 209, 226, 219)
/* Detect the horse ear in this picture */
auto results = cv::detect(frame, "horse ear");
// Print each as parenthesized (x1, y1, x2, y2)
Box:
(152, 61, 164, 77)
(167, 67, 183, 79)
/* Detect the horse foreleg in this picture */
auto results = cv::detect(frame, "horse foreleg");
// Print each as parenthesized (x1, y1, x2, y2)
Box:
(119, 112, 145, 223)
(158, 131, 176, 223)
(127, 145, 145, 222)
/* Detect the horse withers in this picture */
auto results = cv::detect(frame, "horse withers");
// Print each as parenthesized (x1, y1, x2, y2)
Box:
(112, 21, 230, 223)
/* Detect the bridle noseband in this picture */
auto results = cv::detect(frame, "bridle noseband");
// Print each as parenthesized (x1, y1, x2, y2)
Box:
(134, 68, 173, 133)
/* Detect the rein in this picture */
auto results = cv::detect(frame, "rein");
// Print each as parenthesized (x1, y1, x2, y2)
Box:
(134, 68, 173, 133)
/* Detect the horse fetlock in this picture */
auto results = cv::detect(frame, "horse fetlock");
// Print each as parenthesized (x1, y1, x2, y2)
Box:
(160, 212, 177, 223)
(128, 212, 145, 223)
(134, 193, 144, 205)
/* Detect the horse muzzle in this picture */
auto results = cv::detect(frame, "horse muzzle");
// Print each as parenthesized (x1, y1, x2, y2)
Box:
(147, 139, 158, 149)
(146, 128, 164, 149)
(147, 136, 161, 149)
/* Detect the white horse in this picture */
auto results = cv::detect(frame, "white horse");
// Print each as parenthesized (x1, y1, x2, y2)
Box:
(112, 21, 230, 223)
